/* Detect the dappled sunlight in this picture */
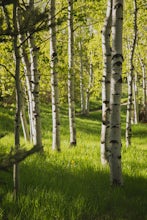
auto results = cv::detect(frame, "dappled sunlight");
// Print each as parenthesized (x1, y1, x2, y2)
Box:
(0, 105, 147, 219)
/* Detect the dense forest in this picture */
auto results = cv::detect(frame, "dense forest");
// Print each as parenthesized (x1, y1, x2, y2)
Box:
(0, 0, 147, 219)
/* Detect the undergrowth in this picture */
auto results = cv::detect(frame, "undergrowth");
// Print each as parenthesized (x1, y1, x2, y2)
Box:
(0, 105, 147, 220)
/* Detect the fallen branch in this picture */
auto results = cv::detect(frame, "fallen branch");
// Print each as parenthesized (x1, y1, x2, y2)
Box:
(0, 146, 42, 171)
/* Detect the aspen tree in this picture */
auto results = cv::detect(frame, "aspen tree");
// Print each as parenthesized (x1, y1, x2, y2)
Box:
(79, 36, 86, 115)
(133, 71, 139, 124)
(85, 61, 93, 115)
(28, 36, 42, 148)
(19, 36, 34, 142)
(101, 0, 112, 165)
(49, 0, 60, 151)
(13, 0, 21, 199)
(126, 0, 138, 147)
(20, 84, 30, 142)
(67, 0, 76, 146)
(109, 0, 123, 186)
(140, 58, 147, 108)
(27, 0, 42, 149)
(3, 4, 30, 142)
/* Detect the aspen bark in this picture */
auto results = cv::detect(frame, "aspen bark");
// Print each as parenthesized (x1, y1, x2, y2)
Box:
(109, 0, 123, 186)
(85, 61, 93, 115)
(3, 4, 30, 143)
(101, 0, 112, 165)
(17, 10, 33, 143)
(79, 38, 85, 114)
(67, 0, 76, 146)
(27, 0, 42, 149)
(28, 35, 42, 148)
(20, 84, 30, 141)
(20, 40, 34, 142)
(13, 0, 21, 199)
(126, 0, 137, 147)
(140, 58, 147, 109)
(133, 72, 139, 124)
(49, 0, 60, 151)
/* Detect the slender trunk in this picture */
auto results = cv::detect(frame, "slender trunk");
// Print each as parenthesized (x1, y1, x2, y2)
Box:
(133, 71, 138, 124)
(139, 57, 147, 122)
(18, 11, 33, 143)
(28, 34, 42, 149)
(79, 38, 85, 114)
(67, 0, 76, 146)
(49, 0, 60, 151)
(109, 0, 123, 186)
(126, 0, 137, 147)
(3, 2, 30, 143)
(85, 61, 93, 115)
(140, 58, 146, 108)
(101, 0, 112, 165)
(20, 84, 30, 141)
(20, 40, 34, 142)
(13, 0, 21, 199)
(26, 0, 42, 149)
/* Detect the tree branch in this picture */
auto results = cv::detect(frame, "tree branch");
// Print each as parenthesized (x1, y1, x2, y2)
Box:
(0, 146, 42, 171)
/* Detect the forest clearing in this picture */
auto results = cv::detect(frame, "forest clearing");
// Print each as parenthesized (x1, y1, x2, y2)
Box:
(0, 0, 147, 219)
(0, 103, 147, 219)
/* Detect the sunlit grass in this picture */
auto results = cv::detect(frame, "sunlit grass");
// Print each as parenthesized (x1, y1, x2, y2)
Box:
(0, 104, 147, 219)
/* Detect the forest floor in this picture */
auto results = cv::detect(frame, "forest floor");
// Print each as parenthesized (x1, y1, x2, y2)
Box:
(0, 104, 147, 220)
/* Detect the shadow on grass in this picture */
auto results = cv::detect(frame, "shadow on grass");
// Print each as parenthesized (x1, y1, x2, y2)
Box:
(0, 114, 14, 134)
(2, 155, 146, 220)
(76, 111, 102, 136)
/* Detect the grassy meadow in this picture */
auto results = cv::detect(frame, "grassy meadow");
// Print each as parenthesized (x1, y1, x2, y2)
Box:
(0, 103, 147, 220)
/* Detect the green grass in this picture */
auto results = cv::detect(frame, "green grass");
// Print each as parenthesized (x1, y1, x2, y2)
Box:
(0, 105, 147, 220)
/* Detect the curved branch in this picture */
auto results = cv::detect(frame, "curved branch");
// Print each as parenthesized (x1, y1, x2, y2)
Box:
(0, 146, 42, 171)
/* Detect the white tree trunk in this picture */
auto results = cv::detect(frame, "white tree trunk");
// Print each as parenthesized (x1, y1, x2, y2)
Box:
(49, 0, 60, 151)
(3, 3, 29, 143)
(109, 0, 123, 186)
(67, 0, 76, 146)
(101, 0, 112, 165)
(13, 0, 20, 199)
(126, 0, 137, 147)
(85, 61, 93, 115)
(20, 84, 30, 141)
(18, 5, 34, 143)
(133, 72, 139, 124)
(28, 35, 42, 149)
(140, 58, 147, 108)
(27, 0, 42, 149)
(20, 38, 34, 142)
(79, 38, 85, 114)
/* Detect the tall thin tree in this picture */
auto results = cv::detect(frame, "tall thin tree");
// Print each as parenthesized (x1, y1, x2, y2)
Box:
(28, 0, 42, 149)
(109, 0, 123, 186)
(101, 0, 112, 165)
(79, 31, 85, 115)
(13, 0, 21, 199)
(85, 59, 93, 115)
(49, 0, 60, 151)
(139, 57, 147, 116)
(67, 0, 76, 146)
(126, 0, 138, 147)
